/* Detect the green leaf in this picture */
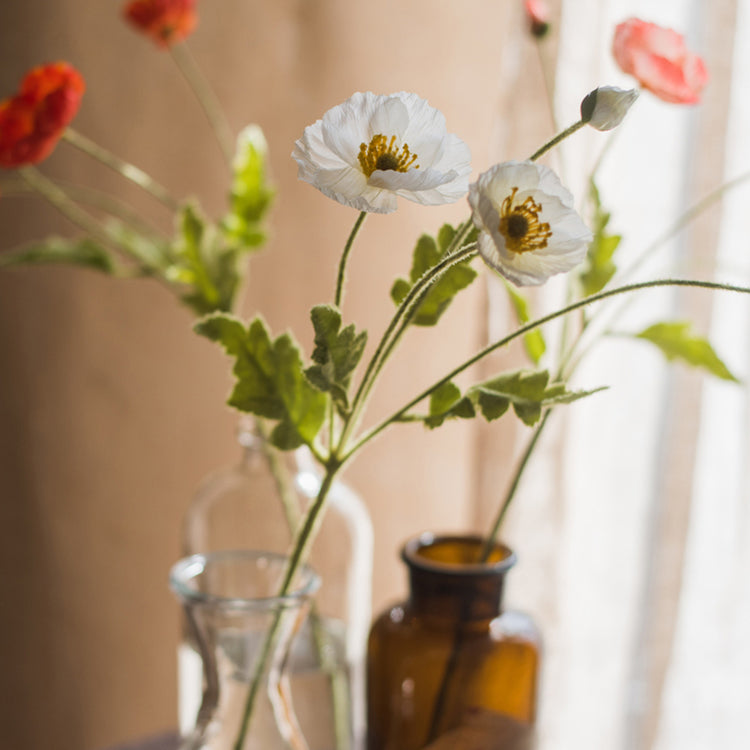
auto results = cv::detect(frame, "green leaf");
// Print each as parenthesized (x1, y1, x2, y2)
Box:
(167, 203, 239, 315)
(579, 178, 620, 296)
(304, 305, 367, 412)
(0, 236, 116, 273)
(416, 370, 602, 429)
(424, 381, 475, 428)
(471, 370, 603, 427)
(635, 321, 740, 382)
(390, 224, 478, 326)
(221, 124, 275, 251)
(195, 313, 327, 449)
(504, 282, 546, 364)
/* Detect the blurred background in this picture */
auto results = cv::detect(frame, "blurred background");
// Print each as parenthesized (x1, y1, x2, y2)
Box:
(1, 1, 748, 749)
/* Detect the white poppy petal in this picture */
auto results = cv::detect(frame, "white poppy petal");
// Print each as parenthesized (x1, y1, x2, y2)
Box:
(469, 160, 592, 286)
(292, 91, 471, 212)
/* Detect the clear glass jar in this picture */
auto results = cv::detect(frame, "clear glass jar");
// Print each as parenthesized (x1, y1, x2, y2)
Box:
(367, 534, 540, 750)
(171, 550, 320, 750)
(180, 419, 373, 750)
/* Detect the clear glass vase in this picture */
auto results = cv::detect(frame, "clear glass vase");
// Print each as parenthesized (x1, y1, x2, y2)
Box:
(170, 550, 320, 750)
(367, 534, 541, 750)
(180, 418, 373, 750)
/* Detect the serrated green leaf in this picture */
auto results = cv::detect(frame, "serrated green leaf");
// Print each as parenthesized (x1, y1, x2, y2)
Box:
(424, 381, 475, 428)
(413, 370, 601, 429)
(168, 203, 240, 315)
(436, 223, 457, 253)
(0, 237, 116, 274)
(635, 321, 740, 382)
(504, 282, 546, 364)
(390, 224, 478, 326)
(430, 381, 462, 415)
(304, 305, 367, 411)
(221, 124, 275, 251)
(470, 370, 603, 426)
(195, 313, 327, 449)
(194, 313, 247, 355)
(579, 178, 620, 296)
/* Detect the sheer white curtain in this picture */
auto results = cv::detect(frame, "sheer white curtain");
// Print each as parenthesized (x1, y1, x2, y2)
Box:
(496, 1, 750, 749)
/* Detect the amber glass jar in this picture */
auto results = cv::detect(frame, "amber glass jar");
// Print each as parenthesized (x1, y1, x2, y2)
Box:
(367, 534, 540, 750)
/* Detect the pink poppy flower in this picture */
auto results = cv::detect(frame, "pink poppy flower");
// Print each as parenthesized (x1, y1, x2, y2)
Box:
(123, 0, 198, 48)
(0, 62, 85, 169)
(524, 0, 551, 38)
(613, 18, 708, 104)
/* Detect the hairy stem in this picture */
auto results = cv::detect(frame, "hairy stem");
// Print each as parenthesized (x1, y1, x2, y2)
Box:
(335, 211, 367, 308)
(343, 278, 750, 462)
(339, 242, 478, 454)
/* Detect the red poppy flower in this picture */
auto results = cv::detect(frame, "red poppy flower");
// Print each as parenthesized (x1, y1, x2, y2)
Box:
(613, 18, 708, 104)
(123, 0, 198, 48)
(0, 62, 85, 169)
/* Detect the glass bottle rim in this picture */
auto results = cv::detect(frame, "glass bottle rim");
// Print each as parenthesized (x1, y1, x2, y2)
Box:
(170, 549, 320, 611)
(401, 532, 516, 577)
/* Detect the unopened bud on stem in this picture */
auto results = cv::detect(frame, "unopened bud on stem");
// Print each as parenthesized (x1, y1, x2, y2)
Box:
(581, 86, 639, 131)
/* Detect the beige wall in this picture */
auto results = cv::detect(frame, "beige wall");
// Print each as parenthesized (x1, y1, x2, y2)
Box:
(0, 1, 551, 748)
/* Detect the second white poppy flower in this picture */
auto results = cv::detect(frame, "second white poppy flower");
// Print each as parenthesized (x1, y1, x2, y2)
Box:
(292, 91, 472, 214)
(468, 161, 592, 286)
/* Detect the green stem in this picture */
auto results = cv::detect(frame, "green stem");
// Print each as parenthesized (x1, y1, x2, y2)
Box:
(529, 119, 586, 162)
(479, 408, 552, 561)
(335, 211, 367, 308)
(232, 466, 340, 750)
(19, 166, 116, 244)
(622, 169, 750, 283)
(1, 177, 168, 242)
(62, 129, 180, 211)
(339, 242, 478, 453)
(343, 278, 750, 462)
(169, 42, 235, 166)
(18, 167, 179, 294)
(479, 169, 750, 547)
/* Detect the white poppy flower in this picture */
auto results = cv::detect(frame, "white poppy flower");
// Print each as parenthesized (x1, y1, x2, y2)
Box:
(468, 161, 592, 286)
(292, 91, 472, 214)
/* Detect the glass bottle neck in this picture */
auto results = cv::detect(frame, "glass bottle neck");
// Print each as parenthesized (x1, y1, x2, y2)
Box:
(402, 534, 516, 621)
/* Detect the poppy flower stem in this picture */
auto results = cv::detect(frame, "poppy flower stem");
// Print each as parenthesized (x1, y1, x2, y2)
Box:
(529, 119, 586, 162)
(170, 42, 235, 166)
(62, 128, 180, 211)
(334, 210, 367, 308)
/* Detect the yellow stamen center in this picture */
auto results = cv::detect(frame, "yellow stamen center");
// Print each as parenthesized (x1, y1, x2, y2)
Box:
(498, 187, 552, 254)
(358, 134, 419, 178)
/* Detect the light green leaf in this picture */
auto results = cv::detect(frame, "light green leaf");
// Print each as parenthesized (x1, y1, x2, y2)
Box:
(221, 124, 275, 251)
(168, 203, 239, 315)
(195, 313, 327, 449)
(0, 236, 116, 274)
(504, 282, 546, 364)
(424, 381, 475, 428)
(471, 370, 603, 426)
(579, 178, 620, 296)
(416, 370, 601, 429)
(635, 321, 740, 382)
(304, 305, 367, 412)
(391, 224, 478, 326)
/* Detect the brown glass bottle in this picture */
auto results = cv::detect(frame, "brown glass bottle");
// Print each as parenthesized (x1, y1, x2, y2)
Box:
(367, 534, 540, 750)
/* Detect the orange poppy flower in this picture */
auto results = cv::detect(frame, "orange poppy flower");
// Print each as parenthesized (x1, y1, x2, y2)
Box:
(0, 62, 85, 169)
(123, 0, 198, 48)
